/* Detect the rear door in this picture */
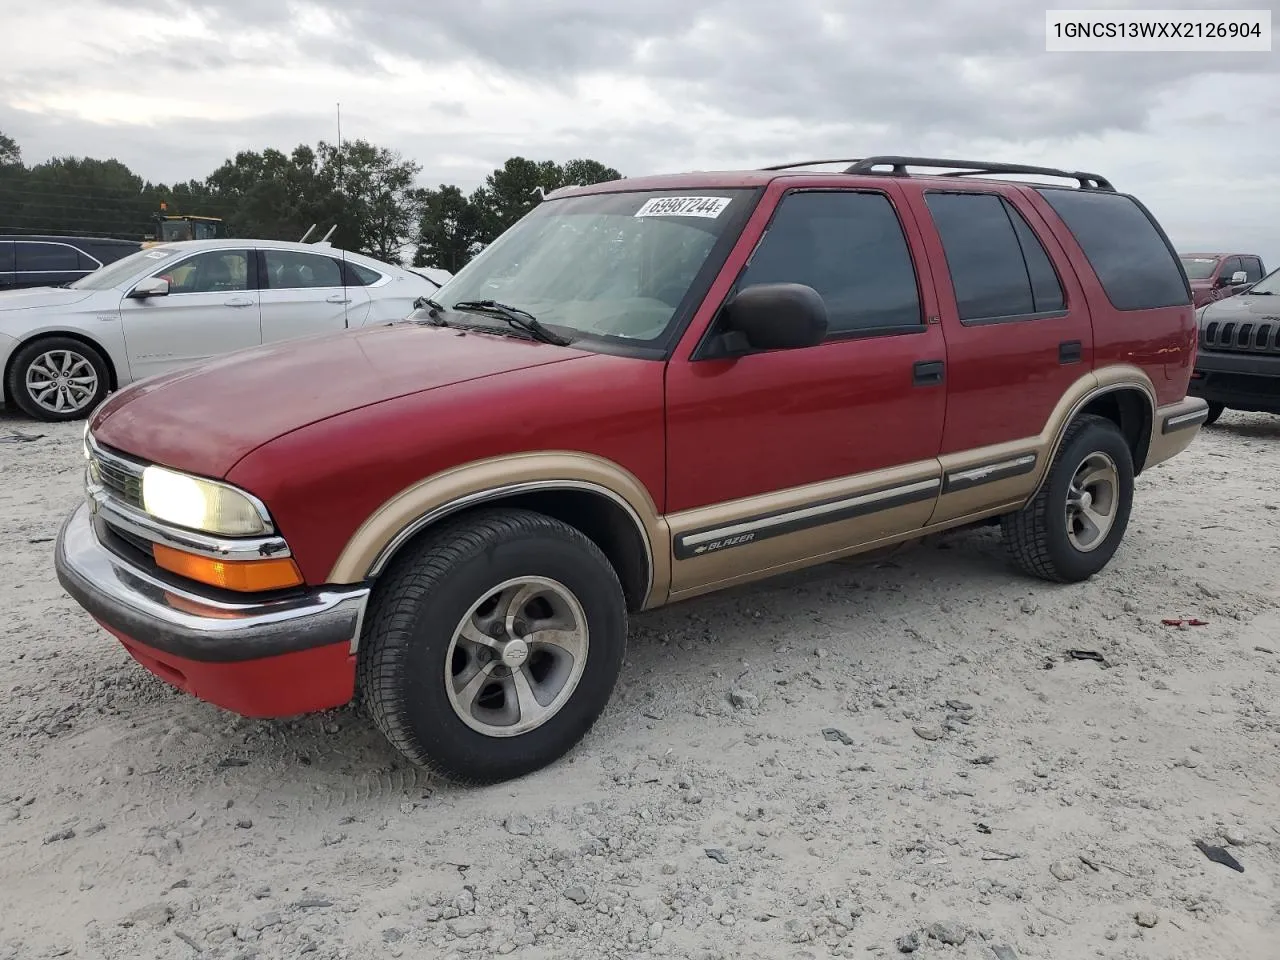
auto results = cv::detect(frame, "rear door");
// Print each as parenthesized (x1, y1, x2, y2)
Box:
(119, 247, 262, 380)
(337, 256, 377, 326)
(901, 184, 1093, 523)
(258, 248, 354, 342)
(905, 186, 1091, 450)
(14, 240, 84, 288)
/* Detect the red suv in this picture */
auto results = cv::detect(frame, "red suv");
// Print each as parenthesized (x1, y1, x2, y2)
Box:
(55, 156, 1208, 784)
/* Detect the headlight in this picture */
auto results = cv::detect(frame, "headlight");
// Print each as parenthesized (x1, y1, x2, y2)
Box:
(141, 466, 269, 536)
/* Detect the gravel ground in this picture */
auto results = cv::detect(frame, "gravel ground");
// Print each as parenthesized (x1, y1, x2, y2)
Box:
(1, 407, 1278, 960)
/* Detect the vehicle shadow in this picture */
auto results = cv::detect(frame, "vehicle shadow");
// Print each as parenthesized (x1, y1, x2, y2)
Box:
(1209, 416, 1280, 441)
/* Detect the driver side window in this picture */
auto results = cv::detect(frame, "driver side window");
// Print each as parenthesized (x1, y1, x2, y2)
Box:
(736, 190, 924, 337)
(156, 250, 250, 294)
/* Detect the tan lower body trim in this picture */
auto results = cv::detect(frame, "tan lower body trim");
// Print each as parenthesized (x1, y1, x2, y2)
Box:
(1145, 396, 1209, 470)
(666, 502, 1017, 604)
(665, 460, 941, 597)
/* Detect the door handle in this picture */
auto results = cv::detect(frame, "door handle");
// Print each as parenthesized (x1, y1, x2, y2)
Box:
(224, 297, 254, 308)
(326, 295, 352, 304)
(1059, 340, 1082, 364)
(913, 360, 945, 386)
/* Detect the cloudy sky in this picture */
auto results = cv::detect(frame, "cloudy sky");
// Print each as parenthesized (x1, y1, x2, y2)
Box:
(2, 0, 1278, 262)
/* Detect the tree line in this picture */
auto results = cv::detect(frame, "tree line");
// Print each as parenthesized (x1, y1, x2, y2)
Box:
(0, 130, 622, 270)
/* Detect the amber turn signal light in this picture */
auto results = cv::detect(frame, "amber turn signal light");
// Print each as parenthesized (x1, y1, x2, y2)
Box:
(153, 544, 304, 593)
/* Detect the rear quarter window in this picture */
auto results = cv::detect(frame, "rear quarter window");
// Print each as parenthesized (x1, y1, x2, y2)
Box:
(1035, 188, 1189, 311)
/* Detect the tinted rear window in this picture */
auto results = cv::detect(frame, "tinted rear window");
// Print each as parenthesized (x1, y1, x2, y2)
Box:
(0, 242, 13, 273)
(1035, 189, 1188, 310)
(17, 242, 80, 272)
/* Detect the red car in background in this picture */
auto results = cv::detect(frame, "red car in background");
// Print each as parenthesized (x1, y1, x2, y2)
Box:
(1180, 252, 1267, 306)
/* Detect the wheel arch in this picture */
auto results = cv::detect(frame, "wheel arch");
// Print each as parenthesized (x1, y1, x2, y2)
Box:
(1024, 367, 1157, 503)
(327, 453, 669, 612)
(3, 329, 120, 400)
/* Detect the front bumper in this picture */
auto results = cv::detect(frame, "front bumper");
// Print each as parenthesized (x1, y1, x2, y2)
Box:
(1188, 349, 1280, 413)
(55, 500, 370, 717)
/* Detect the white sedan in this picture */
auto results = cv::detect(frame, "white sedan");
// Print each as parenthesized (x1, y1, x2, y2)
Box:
(0, 239, 450, 421)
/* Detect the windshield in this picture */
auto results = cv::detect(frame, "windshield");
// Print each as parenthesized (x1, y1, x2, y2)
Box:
(424, 189, 756, 346)
(1180, 256, 1220, 280)
(1245, 267, 1280, 295)
(68, 246, 184, 290)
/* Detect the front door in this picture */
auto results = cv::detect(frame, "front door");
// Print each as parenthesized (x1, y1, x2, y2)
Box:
(258, 248, 354, 344)
(663, 183, 949, 598)
(119, 248, 262, 380)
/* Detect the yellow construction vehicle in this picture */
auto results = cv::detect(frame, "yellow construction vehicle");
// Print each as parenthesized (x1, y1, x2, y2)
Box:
(141, 203, 225, 247)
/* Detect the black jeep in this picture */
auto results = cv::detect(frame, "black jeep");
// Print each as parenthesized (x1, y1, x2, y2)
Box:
(1190, 265, 1280, 424)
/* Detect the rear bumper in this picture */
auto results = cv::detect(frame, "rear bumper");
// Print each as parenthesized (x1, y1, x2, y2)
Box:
(55, 500, 369, 716)
(1145, 396, 1210, 470)
(1189, 349, 1280, 413)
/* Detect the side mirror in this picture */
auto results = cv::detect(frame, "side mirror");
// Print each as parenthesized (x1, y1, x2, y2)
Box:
(715, 283, 828, 354)
(1230, 271, 1248, 285)
(128, 277, 169, 299)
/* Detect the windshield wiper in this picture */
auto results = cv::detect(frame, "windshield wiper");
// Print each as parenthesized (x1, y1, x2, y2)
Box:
(449, 299, 572, 346)
(408, 295, 452, 326)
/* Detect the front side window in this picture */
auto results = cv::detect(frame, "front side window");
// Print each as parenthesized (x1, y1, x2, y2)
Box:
(1219, 256, 1242, 282)
(925, 192, 1066, 322)
(1036, 188, 1189, 310)
(0, 241, 14, 273)
(16, 242, 79, 272)
(1243, 257, 1265, 282)
(156, 250, 249, 294)
(425, 189, 756, 346)
(262, 250, 343, 289)
(736, 190, 923, 335)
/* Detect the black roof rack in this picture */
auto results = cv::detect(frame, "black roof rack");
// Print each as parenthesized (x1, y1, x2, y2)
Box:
(842, 156, 1115, 191)
(760, 159, 865, 171)
(759, 156, 1113, 190)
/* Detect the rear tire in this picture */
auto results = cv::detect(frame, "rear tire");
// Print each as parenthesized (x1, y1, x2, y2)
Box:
(357, 508, 628, 785)
(1203, 402, 1224, 426)
(1001, 415, 1134, 583)
(6, 336, 110, 422)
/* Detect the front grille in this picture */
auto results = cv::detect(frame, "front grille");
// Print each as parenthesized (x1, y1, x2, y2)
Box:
(89, 444, 145, 510)
(1202, 317, 1280, 355)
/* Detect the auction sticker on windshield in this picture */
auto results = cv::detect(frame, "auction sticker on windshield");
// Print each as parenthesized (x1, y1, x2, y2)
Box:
(634, 196, 731, 218)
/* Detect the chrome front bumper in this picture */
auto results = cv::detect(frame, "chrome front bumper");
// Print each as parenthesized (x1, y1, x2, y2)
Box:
(54, 500, 369, 663)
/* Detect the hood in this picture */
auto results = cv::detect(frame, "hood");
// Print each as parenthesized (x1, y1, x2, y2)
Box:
(0, 286, 98, 312)
(1197, 291, 1280, 325)
(91, 322, 592, 478)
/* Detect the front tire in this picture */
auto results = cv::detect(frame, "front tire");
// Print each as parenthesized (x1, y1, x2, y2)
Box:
(1204, 402, 1224, 426)
(357, 508, 628, 785)
(6, 337, 110, 422)
(1002, 415, 1135, 583)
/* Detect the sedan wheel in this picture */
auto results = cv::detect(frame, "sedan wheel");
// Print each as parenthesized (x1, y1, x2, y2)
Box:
(7, 337, 111, 422)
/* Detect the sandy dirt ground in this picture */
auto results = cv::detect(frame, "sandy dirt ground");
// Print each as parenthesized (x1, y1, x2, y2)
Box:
(1, 406, 1278, 960)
